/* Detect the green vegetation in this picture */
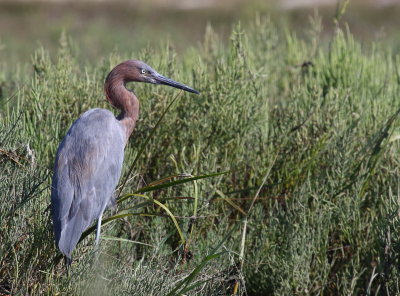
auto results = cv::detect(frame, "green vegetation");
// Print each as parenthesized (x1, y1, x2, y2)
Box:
(1, 11, 400, 295)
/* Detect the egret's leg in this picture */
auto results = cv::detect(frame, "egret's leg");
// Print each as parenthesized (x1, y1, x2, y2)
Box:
(95, 213, 103, 246)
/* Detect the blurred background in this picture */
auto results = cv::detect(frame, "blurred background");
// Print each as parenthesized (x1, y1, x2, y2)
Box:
(1, 0, 400, 65)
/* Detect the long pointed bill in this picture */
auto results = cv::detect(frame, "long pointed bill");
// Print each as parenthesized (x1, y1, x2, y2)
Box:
(153, 73, 200, 95)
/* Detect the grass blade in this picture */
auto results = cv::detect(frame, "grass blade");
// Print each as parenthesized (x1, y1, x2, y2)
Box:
(166, 252, 224, 296)
(117, 171, 227, 204)
(166, 223, 240, 295)
(79, 194, 185, 244)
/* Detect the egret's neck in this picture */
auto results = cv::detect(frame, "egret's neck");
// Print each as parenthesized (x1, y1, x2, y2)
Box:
(104, 76, 139, 141)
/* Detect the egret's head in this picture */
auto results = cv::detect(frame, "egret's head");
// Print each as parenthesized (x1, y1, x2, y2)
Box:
(112, 60, 200, 95)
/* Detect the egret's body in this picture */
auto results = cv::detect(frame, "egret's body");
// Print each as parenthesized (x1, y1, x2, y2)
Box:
(51, 60, 199, 263)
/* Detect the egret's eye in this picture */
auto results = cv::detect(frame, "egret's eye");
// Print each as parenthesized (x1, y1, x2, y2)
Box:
(141, 69, 146, 74)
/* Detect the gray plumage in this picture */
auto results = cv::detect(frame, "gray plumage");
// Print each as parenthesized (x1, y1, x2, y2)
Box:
(51, 109, 125, 260)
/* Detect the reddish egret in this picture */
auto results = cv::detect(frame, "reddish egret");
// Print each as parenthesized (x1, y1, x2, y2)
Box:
(51, 60, 199, 264)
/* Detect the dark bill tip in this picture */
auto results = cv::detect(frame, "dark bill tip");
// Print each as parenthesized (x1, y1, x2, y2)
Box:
(153, 73, 200, 95)
(184, 87, 200, 95)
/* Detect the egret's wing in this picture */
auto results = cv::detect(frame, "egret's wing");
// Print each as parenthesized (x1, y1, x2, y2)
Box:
(51, 109, 125, 259)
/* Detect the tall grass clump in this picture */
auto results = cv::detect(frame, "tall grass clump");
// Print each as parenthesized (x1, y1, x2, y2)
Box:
(1, 14, 400, 295)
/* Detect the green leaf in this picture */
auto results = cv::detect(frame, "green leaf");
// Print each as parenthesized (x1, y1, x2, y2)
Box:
(79, 194, 186, 244)
(166, 252, 224, 296)
(101, 236, 154, 247)
(166, 223, 239, 295)
(117, 171, 227, 204)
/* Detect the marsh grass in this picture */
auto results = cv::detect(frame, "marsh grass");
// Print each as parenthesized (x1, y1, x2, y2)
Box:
(1, 14, 400, 295)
